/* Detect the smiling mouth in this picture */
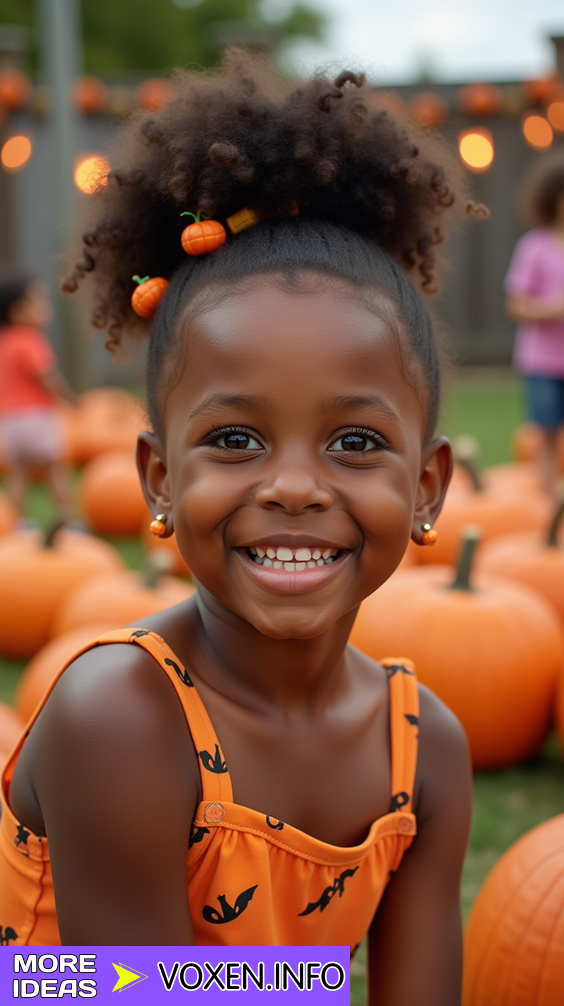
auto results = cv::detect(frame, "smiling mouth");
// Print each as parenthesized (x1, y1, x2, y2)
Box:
(246, 544, 342, 572)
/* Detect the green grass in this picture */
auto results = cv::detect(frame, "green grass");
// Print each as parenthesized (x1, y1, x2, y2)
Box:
(3, 374, 563, 999)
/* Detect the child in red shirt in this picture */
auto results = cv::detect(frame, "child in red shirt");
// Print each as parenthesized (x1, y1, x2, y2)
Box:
(0, 270, 76, 520)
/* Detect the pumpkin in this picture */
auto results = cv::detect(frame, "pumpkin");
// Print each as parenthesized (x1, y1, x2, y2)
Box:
(0, 525, 125, 659)
(511, 422, 544, 462)
(0, 702, 23, 764)
(135, 78, 174, 111)
(350, 528, 564, 768)
(16, 623, 115, 724)
(556, 668, 564, 756)
(51, 556, 195, 637)
(0, 490, 18, 536)
(181, 214, 227, 256)
(131, 275, 169, 318)
(71, 76, 108, 115)
(79, 450, 148, 536)
(476, 496, 564, 624)
(0, 69, 31, 110)
(72, 387, 146, 464)
(416, 436, 550, 565)
(459, 83, 502, 117)
(463, 814, 564, 1005)
(408, 92, 448, 129)
(521, 75, 561, 106)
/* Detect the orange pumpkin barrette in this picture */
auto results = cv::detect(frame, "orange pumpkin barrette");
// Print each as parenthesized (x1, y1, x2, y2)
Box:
(131, 275, 169, 318)
(180, 211, 226, 255)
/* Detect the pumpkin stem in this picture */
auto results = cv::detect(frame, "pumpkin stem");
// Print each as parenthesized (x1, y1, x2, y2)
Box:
(44, 520, 66, 549)
(450, 525, 482, 592)
(546, 490, 564, 547)
(132, 274, 150, 286)
(453, 435, 483, 492)
(180, 211, 201, 223)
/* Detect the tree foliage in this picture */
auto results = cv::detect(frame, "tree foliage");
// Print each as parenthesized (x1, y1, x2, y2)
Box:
(0, 0, 326, 74)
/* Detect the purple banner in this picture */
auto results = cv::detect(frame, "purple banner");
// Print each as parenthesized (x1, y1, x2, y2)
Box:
(0, 946, 349, 1002)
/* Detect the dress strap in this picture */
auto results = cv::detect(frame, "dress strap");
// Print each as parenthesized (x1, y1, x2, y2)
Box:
(4, 628, 233, 806)
(379, 658, 420, 815)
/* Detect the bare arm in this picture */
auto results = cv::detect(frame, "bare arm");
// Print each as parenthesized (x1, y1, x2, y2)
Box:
(39, 368, 78, 405)
(13, 644, 198, 945)
(367, 687, 472, 1006)
(505, 292, 564, 323)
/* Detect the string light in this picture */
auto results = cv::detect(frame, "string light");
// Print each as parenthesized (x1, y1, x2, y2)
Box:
(547, 102, 564, 132)
(458, 129, 494, 173)
(1, 135, 32, 172)
(74, 154, 110, 194)
(522, 114, 553, 150)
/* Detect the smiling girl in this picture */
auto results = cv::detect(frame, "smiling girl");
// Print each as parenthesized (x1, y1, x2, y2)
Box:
(0, 53, 479, 1004)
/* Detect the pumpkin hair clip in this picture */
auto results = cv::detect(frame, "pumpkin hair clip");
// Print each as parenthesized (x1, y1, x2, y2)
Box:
(131, 275, 169, 318)
(180, 211, 227, 255)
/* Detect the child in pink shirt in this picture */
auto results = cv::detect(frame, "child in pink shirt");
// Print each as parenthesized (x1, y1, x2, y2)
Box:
(0, 270, 76, 521)
(505, 158, 564, 494)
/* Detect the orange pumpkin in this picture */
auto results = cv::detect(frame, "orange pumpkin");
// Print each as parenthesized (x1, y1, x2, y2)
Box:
(181, 215, 227, 256)
(16, 623, 115, 724)
(556, 667, 564, 756)
(71, 76, 108, 115)
(0, 490, 18, 536)
(350, 529, 564, 768)
(408, 92, 448, 129)
(131, 275, 169, 318)
(0, 69, 31, 110)
(459, 83, 502, 117)
(463, 814, 564, 1005)
(80, 451, 148, 536)
(0, 526, 125, 659)
(476, 496, 564, 624)
(522, 75, 561, 106)
(135, 78, 174, 111)
(0, 702, 23, 764)
(72, 387, 146, 464)
(51, 559, 195, 637)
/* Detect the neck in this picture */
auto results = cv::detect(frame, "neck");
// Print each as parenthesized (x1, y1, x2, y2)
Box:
(190, 585, 357, 714)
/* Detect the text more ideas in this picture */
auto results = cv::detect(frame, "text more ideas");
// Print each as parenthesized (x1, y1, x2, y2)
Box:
(12, 954, 96, 999)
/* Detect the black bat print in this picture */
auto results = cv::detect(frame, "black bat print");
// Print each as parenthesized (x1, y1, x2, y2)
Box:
(298, 867, 359, 916)
(203, 885, 258, 924)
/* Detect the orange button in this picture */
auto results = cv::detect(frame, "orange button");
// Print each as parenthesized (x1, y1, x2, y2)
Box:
(397, 817, 414, 834)
(204, 802, 225, 824)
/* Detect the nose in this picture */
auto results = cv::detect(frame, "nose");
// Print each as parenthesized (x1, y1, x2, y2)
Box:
(254, 456, 334, 514)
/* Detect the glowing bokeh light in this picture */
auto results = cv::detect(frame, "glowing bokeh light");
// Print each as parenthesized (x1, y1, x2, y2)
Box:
(1, 134, 32, 172)
(74, 154, 110, 194)
(458, 129, 494, 173)
(547, 102, 564, 132)
(522, 114, 553, 150)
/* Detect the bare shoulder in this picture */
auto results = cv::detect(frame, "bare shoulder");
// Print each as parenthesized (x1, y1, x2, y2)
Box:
(414, 683, 472, 828)
(11, 640, 199, 832)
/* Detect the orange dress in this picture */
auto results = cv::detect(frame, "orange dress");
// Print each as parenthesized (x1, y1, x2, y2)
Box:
(0, 629, 419, 948)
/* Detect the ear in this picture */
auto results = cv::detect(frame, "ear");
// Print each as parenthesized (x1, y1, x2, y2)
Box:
(136, 431, 174, 534)
(411, 436, 453, 545)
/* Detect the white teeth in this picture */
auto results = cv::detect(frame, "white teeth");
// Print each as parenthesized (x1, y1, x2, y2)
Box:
(263, 557, 273, 567)
(248, 544, 342, 569)
(295, 562, 306, 571)
(295, 548, 311, 562)
(283, 562, 295, 571)
(256, 547, 266, 558)
(250, 547, 257, 555)
(273, 560, 283, 569)
(254, 556, 264, 565)
(277, 547, 294, 561)
(266, 547, 276, 559)
(317, 558, 325, 566)
(312, 550, 321, 560)
(322, 549, 332, 559)
(307, 560, 317, 568)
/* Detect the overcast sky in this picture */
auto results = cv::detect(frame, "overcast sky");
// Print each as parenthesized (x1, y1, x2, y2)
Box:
(277, 0, 564, 84)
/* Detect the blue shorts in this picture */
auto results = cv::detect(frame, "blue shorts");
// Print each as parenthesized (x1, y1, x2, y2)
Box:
(525, 375, 564, 431)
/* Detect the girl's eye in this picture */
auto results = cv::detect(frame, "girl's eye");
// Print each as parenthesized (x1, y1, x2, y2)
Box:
(329, 431, 388, 453)
(210, 429, 262, 451)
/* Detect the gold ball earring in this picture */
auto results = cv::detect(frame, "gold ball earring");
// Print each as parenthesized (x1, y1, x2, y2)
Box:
(421, 522, 438, 546)
(149, 514, 168, 538)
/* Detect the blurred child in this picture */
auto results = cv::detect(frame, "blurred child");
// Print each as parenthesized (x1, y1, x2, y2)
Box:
(0, 269, 76, 521)
(505, 157, 564, 495)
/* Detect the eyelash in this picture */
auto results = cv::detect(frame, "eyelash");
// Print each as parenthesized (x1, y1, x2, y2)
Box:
(203, 425, 390, 453)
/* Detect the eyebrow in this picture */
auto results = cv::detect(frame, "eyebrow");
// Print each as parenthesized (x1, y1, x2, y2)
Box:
(324, 395, 402, 425)
(188, 393, 269, 421)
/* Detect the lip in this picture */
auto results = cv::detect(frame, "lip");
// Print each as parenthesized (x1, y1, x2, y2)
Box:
(234, 547, 352, 595)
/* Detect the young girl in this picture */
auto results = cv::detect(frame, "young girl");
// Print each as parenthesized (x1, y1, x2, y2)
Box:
(0, 54, 475, 1004)
(0, 270, 76, 521)
(505, 155, 564, 495)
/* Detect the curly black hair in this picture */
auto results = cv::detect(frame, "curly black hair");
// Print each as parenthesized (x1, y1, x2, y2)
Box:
(63, 49, 485, 439)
